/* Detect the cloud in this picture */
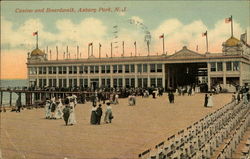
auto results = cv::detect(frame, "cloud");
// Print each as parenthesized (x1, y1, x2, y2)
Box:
(2, 16, 247, 57)
(130, 16, 144, 24)
(151, 18, 246, 54)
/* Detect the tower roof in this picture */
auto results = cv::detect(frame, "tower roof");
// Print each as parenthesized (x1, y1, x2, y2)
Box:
(225, 36, 240, 46)
(31, 48, 45, 56)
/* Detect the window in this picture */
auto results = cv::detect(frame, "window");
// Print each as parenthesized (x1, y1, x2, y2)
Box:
(210, 62, 216, 72)
(84, 66, 88, 74)
(157, 78, 163, 87)
(30, 67, 37, 75)
(43, 67, 47, 74)
(63, 79, 67, 87)
(131, 78, 135, 88)
(138, 78, 142, 87)
(53, 67, 57, 74)
(69, 66, 73, 74)
(130, 64, 135, 73)
(52, 79, 56, 87)
(113, 65, 117, 73)
(226, 62, 232, 71)
(59, 79, 63, 87)
(43, 79, 47, 87)
(118, 78, 123, 87)
(39, 67, 42, 74)
(29, 68, 32, 75)
(95, 66, 99, 73)
(101, 79, 105, 86)
(79, 66, 84, 74)
(58, 67, 62, 74)
(73, 79, 77, 87)
(69, 79, 73, 87)
(113, 78, 117, 88)
(125, 78, 130, 88)
(90, 66, 94, 73)
(49, 67, 53, 74)
(233, 61, 239, 71)
(49, 79, 53, 87)
(106, 79, 111, 87)
(143, 64, 148, 72)
(106, 65, 110, 73)
(118, 65, 123, 73)
(143, 78, 148, 88)
(150, 78, 156, 87)
(101, 65, 105, 73)
(63, 66, 67, 74)
(217, 62, 223, 71)
(84, 79, 88, 87)
(80, 79, 84, 87)
(150, 64, 156, 72)
(39, 79, 42, 87)
(125, 65, 129, 73)
(73, 66, 77, 74)
(157, 64, 162, 72)
(137, 64, 142, 73)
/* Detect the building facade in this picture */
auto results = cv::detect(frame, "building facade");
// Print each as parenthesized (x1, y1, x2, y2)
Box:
(27, 36, 250, 92)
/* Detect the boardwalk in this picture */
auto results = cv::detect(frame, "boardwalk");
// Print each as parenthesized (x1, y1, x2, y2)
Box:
(0, 93, 232, 159)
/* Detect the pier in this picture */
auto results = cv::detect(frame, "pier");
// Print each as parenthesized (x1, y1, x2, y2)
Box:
(0, 88, 111, 108)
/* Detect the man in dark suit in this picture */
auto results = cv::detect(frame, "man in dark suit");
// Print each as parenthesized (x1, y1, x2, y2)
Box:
(96, 104, 103, 125)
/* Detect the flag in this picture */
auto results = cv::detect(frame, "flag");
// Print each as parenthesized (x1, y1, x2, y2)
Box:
(202, 31, 207, 37)
(159, 34, 164, 39)
(240, 32, 247, 43)
(88, 43, 93, 46)
(225, 17, 232, 23)
(99, 43, 102, 47)
(33, 31, 38, 36)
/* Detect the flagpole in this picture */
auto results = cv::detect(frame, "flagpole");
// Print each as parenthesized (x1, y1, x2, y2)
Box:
(36, 31, 38, 49)
(56, 46, 58, 60)
(134, 41, 137, 57)
(77, 46, 79, 59)
(147, 41, 150, 56)
(88, 45, 89, 58)
(90, 44, 93, 56)
(122, 41, 124, 57)
(66, 46, 68, 59)
(206, 31, 208, 53)
(111, 42, 113, 58)
(163, 34, 165, 54)
(231, 15, 233, 37)
(99, 43, 101, 58)
(49, 50, 51, 60)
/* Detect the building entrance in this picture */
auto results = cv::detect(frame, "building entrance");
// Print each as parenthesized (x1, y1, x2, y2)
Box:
(166, 63, 207, 90)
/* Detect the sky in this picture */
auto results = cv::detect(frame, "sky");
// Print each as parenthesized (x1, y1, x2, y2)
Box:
(1, 0, 249, 79)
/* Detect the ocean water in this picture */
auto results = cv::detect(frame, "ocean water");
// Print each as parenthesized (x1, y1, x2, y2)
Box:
(0, 79, 28, 106)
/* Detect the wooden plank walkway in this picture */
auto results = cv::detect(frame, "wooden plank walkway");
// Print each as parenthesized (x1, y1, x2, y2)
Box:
(0, 93, 232, 159)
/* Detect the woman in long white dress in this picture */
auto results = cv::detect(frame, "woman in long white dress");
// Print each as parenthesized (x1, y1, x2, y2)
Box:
(68, 97, 77, 125)
(207, 94, 213, 107)
(55, 97, 64, 119)
(104, 103, 113, 123)
(45, 98, 51, 119)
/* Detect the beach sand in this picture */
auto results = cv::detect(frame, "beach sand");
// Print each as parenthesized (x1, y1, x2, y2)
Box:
(1, 93, 232, 159)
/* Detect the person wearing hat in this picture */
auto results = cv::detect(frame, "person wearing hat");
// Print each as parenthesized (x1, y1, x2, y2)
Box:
(90, 104, 97, 125)
(96, 104, 103, 125)
(62, 99, 70, 126)
(104, 102, 113, 123)
(45, 98, 51, 119)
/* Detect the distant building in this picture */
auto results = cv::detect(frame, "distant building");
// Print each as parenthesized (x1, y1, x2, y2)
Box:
(27, 36, 250, 92)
